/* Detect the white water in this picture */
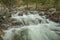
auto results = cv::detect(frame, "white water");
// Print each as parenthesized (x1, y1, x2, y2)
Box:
(2, 11, 60, 40)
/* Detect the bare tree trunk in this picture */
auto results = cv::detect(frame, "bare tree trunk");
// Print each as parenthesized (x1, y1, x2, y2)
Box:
(54, 0, 60, 11)
(56, 4, 60, 11)
(27, 3, 28, 9)
(36, 0, 38, 9)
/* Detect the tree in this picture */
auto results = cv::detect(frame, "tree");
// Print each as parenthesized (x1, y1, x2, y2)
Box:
(30, 0, 38, 9)
(35, 0, 38, 9)
(31, 0, 46, 9)
(23, 0, 30, 9)
(0, 0, 17, 12)
(0, 0, 18, 24)
(54, 0, 60, 11)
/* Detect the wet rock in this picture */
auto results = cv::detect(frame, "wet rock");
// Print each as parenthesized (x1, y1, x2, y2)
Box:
(18, 12, 23, 16)
(11, 21, 23, 26)
(0, 24, 4, 29)
(39, 11, 45, 16)
(47, 11, 60, 23)
(0, 25, 4, 40)
(47, 8, 56, 14)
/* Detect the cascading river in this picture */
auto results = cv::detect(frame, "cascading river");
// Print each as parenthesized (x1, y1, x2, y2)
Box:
(1, 11, 60, 40)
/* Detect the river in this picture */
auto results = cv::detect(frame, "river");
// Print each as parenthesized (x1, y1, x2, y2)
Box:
(2, 11, 60, 40)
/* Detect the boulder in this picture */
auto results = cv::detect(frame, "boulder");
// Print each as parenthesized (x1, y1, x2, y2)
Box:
(47, 11, 60, 23)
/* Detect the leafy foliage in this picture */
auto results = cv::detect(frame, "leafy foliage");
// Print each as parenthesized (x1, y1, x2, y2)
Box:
(0, 0, 17, 6)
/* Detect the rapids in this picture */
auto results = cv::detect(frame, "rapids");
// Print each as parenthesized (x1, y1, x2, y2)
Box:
(1, 11, 60, 40)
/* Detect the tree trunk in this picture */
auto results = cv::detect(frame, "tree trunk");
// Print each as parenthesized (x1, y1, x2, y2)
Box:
(27, 3, 28, 9)
(36, 0, 38, 9)
(54, 0, 60, 11)
(56, 4, 60, 11)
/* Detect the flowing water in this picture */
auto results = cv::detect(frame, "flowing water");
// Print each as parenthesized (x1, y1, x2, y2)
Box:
(2, 11, 60, 40)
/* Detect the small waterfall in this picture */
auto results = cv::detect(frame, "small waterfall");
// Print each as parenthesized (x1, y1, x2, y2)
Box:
(2, 11, 60, 40)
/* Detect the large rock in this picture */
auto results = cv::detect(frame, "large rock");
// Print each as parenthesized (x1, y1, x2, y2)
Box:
(47, 11, 60, 23)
